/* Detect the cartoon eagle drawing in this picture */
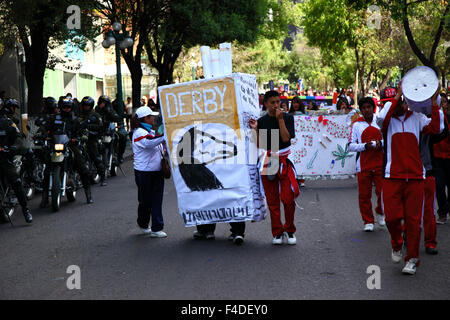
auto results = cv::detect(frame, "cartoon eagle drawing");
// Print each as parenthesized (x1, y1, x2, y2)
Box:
(176, 126, 237, 192)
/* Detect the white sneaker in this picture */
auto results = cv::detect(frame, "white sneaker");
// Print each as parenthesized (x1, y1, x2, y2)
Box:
(364, 223, 374, 232)
(377, 215, 386, 226)
(272, 235, 283, 245)
(402, 258, 418, 275)
(391, 250, 403, 263)
(233, 235, 244, 245)
(284, 232, 297, 245)
(150, 230, 167, 238)
(141, 227, 152, 235)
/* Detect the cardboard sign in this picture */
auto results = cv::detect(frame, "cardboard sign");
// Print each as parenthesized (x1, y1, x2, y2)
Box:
(158, 73, 267, 227)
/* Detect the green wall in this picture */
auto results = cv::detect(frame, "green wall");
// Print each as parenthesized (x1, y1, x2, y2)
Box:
(43, 69, 64, 98)
(43, 68, 101, 100)
(77, 74, 96, 99)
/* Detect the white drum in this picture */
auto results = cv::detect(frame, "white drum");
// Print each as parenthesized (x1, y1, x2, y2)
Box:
(402, 66, 441, 114)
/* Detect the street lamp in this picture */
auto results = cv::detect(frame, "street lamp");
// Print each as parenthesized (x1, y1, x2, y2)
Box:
(102, 22, 134, 127)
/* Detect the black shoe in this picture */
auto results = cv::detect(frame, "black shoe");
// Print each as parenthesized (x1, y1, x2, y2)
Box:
(205, 232, 215, 240)
(193, 231, 206, 240)
(118, 157, 124, 164)
(233, 235, 244, 245)
(85, 190, 94, 204)
(23, 208, 32, 223)
(425, 247, 438, 255)
(100, 180, 107, 187)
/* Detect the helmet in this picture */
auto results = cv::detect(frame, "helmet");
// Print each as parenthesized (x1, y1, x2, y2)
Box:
(1, 98, 19, 116)
(58, 97, 74, 115)
(97, 95, 111, 107)
(81, 96, 95, 109)
(44, 97, 57, 114)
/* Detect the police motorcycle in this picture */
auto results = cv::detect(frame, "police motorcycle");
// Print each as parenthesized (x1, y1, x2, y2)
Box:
(29, 131, 50, 195)
(100, 122, 120, 177)
(45, 131, 79, 212)
(0, 147, 20, 224)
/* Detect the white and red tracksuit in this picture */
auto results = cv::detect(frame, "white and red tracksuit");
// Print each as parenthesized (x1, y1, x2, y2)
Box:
(348, 117, 384, 225)
(378, 99, 443, 264)
(261, 147, 300, 237)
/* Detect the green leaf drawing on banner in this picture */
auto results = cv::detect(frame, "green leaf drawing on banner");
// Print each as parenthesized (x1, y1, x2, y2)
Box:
(333, 143, 353, 168)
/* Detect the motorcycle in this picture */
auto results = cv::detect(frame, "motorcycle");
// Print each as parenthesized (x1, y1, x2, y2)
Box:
(0, 147, 21, 224)
(45, 133, 79, 212)
(29, 133, 49, 194)
(20, 148, 39, 200)
(100, 122, 120, 178)
(78, 131, 101, 185)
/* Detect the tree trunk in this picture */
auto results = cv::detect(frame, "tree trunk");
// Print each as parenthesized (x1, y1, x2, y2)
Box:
(379, 69, 392, 90)
(157, 66, 173, 87)
(22, 29, 49, 116)
(122, 41, 144, 113)
(354, 45, 360, 107)
(131, 67, 143, 111)
(354, 68, 358, 108)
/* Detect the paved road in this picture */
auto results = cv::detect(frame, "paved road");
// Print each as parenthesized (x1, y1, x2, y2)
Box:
(1, 158, 449, 300)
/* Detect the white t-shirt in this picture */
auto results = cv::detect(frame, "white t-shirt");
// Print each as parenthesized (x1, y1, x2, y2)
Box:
(126, 103, 133, 115)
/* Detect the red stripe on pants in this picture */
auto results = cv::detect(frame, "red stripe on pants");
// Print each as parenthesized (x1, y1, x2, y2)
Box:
(262, 174, 296, 237)
(423, 176, 437, 248)
(357, 168, 383, 224)
(382, 178, 424, 263)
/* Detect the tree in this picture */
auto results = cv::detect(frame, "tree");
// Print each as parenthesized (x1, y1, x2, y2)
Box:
(376, 0, 449, 73)
(301, 0, 415, 102)
(301, 0, 367, 102)
(0, 0, 100, 115)
(97, 0, 150, 112)
(139, 0, 271, 87)
(173, 0, 302, 89)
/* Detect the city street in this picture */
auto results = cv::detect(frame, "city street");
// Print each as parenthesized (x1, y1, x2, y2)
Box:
(1, 155, 449, 300)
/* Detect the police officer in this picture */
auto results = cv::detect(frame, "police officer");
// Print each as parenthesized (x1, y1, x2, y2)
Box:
(0, 106, 33, 223)
(3, 99, 21, 127)
(79, 96, 107, 186)
(95, 95, 127, 164)
(40, 98, 94, 207)
(35, 97, 59, 134)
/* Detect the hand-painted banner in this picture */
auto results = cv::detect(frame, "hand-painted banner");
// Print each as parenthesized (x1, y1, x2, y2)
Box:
(158, 73, 267, 227)
(288, 115, 356, 176)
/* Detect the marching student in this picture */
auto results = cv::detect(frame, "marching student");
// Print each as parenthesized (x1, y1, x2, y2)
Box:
(348, 97, 385, 232)
(418, 115, 448, 255)
(132, 106, 167, 238)
(249, 90, 299, 245)
(434, 93, 450, 224)
(377, 80, 443, 275)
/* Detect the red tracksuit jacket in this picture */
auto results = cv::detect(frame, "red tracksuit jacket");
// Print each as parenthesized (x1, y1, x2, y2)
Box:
(348, 117, 383, 173)
(377, 99, 443, 179)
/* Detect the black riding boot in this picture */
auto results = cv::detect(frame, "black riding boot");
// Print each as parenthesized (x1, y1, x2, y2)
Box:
(85, 188, 93, 204)
(11, 181, 32, 223)
(100, 171, 107, 186)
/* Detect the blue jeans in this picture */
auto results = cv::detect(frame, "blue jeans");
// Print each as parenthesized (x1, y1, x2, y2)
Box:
(134, 170, 165, 231)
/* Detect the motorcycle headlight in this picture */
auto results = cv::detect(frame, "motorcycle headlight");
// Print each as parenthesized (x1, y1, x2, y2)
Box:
(54, 144, 64, 151)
